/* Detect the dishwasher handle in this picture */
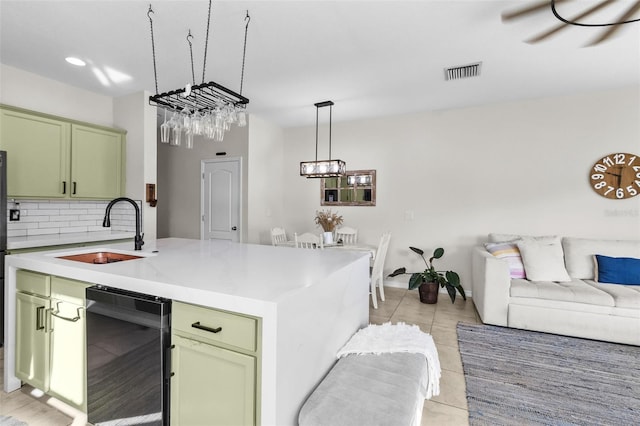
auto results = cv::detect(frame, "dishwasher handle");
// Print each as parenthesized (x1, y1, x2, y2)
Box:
(191, 321, 222, 334)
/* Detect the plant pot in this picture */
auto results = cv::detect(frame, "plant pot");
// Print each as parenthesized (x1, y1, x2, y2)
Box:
(418, 281, 439, 304)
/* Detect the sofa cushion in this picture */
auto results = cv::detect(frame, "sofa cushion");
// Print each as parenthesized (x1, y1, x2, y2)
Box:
(595, 255, 640, 285)
(562, 237, 640, 279)
(484, 242, 526, 279)
(510, 278, 615, 306)
(583, 279, 640, 309)
(516, 237, 571, 282)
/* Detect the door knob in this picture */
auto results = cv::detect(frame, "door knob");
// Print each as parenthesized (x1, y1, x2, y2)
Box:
(231, 226, 237, 231)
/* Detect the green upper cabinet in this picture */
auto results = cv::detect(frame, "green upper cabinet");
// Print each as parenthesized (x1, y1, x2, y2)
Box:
(71, 125, 123, 199)
(0, 105, 125, 199)
(0, 108, 70, 198)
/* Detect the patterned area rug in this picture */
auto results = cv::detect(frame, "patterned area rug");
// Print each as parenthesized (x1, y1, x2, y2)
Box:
(0, 416, 28, 426)
(457, 323, 640, 426)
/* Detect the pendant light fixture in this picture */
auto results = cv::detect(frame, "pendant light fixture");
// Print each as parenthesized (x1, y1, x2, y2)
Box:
(300, 101, 346, 178)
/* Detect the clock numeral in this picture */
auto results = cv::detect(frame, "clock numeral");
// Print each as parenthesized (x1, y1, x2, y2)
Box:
(594, 181, 607, 190)
(602, 156, 614, 168)
(614, 153, 626, 165)
(627, 186, 638, 197)
(594, 164, 607, 173)
(591, 173, 604, 180)
(616, 188, 624, 199)
(604, 185, 615, 195)
(635, 180, 640, 188)
(629, 156, 637, 166)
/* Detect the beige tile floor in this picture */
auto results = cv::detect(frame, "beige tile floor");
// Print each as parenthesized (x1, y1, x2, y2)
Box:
(0, 287, 479, 425)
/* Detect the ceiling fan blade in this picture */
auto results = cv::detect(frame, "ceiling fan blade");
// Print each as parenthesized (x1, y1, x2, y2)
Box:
(587, 0, 640, 45)
(526, 0, 615, 43)
(502, 0, 568, 22)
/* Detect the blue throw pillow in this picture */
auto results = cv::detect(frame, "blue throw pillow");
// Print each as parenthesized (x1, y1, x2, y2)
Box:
(595, 255, 640, 285)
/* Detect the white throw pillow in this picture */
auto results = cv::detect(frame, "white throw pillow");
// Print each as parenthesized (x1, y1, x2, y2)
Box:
(489, 233, 559, 244)
(516, 237, 571, 282)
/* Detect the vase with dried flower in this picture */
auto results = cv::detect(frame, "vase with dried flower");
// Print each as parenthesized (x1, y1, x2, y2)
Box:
(314, 209, 344, 244)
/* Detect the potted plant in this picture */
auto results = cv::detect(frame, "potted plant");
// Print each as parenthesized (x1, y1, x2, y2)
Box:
(389, 247, 466, 304)
(314, 209, 344, 244)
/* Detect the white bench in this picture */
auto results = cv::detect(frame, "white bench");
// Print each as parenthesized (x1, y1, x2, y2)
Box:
(298, 323, 440, 426)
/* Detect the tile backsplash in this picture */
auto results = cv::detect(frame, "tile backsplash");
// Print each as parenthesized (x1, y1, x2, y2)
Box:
(7, 200, 140, 237)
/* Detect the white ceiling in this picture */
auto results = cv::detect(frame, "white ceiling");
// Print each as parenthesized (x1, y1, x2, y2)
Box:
(1, 0, 639, 128)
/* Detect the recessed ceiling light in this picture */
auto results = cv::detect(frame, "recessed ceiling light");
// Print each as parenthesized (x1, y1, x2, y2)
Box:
(65, 57, 86, 67)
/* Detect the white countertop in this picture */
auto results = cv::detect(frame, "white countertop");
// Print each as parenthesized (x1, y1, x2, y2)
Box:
(7, 231, 135, 250)
(5, 237, 367, 317)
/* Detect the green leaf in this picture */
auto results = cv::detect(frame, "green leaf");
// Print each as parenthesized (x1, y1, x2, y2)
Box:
(409, 247, 424, 256)
(408, 273, 424, 290)
(445, 271, 460, 286)
(457, 285, 467, 301)
(433, 247, 444, 259)
(388, 267, 407, 277)
(445, 284, 456, 303)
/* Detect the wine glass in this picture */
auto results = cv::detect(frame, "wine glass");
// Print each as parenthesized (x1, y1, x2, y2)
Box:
(160, 108, 170, 143)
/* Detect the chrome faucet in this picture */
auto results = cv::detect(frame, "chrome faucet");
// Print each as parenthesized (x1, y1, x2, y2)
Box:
(103, 197, 144, 250)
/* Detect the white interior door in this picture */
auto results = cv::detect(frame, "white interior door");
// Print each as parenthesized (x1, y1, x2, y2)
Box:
(201, 158, 241, 242)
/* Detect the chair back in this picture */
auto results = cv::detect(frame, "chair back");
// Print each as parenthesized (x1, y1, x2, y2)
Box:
(294, 232, 324, 249)
(371, 232, 391, 279)
(271, 227, 287, 246)
(335, 227, 358, 245)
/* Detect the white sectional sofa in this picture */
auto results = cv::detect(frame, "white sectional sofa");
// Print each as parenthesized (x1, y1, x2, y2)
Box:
(471, 234, 640, 346)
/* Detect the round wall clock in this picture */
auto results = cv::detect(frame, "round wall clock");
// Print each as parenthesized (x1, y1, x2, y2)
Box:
(589, 153, 640, 200)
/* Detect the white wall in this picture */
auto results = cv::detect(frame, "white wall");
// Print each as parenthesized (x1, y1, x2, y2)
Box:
(247, 114, 285, 245)
(0, 64, 113, 126)
(282, 87, 640, 293)
(113, 91, 158, 240)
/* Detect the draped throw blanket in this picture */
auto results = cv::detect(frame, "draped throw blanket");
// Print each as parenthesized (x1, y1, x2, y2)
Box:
(337, 322, 441, 398)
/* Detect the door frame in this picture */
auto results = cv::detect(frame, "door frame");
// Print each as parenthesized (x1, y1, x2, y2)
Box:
(200, 157, 243, 242)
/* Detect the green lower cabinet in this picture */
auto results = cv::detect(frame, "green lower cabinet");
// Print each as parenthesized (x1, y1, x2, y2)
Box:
(170, 301, 261, 426)
(170, 334, 256, 425)
(15, 291, 51, 391)
(15, 270, 90, 412)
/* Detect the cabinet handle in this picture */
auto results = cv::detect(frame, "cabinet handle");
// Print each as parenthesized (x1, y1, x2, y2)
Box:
(62, 181, 67, 194)
(36, 306, 45, 330)
(51, 302, 82, 322)
(191, 321, 222, 334)
(72, 181, 77, 195)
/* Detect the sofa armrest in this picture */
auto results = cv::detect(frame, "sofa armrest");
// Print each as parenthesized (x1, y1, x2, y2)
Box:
(471, 247, 511, 326)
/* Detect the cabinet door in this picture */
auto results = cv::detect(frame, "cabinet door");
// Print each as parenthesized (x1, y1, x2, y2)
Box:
(49, 298, 87, 411)
(48, 276, 90, 411)
(171, 334, 256, 426)
(0, 108, 70, 198)
(15, 292, 51, 390)
(71, 124, 124, 199)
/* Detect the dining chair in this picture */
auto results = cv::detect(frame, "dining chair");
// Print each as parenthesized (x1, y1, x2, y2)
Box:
(270, 227, 288, 246)
(335, 226, 358, 245)
(370, 232, 391, 309)
(294, 232, 324, 249)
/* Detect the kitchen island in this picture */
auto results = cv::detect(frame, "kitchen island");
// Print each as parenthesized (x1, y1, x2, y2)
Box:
(3, 238, 370, 425)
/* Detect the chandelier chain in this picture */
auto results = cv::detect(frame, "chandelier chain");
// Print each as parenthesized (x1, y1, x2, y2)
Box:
(202, 0, 213, 83)
(147, 5, 159, 94)
(240, 11, 251, 96)
(187, 30, 195, 85)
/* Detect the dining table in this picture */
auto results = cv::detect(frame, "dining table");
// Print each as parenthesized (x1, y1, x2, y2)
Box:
(276, 240, 377, 260)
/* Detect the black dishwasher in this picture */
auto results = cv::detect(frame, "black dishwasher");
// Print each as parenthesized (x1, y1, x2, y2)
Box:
(86, 285, 171, 425)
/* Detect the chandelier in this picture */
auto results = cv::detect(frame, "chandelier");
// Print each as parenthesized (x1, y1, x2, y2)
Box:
(300, 101, 347, 178)
(147, 1, 250, 148)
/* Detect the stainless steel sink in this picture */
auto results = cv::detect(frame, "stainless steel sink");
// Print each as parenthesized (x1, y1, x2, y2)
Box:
(57, 251, 144, 264)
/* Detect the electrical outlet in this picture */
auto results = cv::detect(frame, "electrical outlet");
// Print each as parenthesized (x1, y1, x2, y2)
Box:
(10, 209, 20, 221)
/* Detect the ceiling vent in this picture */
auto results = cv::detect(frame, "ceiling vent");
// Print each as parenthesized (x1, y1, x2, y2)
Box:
(444, 62, 482, 81)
